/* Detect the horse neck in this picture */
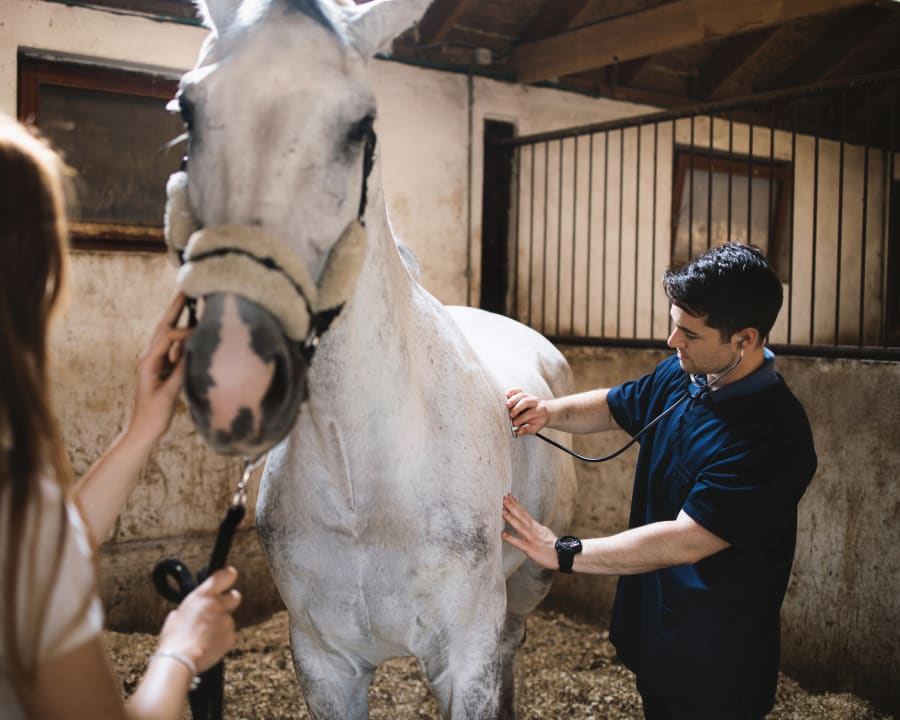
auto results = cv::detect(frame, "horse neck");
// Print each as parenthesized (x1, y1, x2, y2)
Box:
(307, 182, 421, 409)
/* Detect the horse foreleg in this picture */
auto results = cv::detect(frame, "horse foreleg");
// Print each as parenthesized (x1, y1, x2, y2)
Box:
(497, 560, 554, 720)
(289, 623, 375, 720)
(421, 643, 502, 720)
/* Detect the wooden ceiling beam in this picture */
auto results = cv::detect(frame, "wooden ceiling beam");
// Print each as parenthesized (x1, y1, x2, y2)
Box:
(816, 10, 900, 82)
(416, 0, 477, 45)
(694, 27, 778, 100)
(765, 6, 892, 90)
(519, 0, 597, 42)
(508, 0, 878, 84)
(615, 57, 652, 86)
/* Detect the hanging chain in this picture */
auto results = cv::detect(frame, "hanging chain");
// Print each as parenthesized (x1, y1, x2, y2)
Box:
(232, 454, 267, 508)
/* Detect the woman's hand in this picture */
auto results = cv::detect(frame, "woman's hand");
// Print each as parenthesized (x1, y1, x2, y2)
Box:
(157, 566, 241, 674)
(125, 293, 193, 450)
(506, 388, 549, 437)
(501, 494, 559, 570)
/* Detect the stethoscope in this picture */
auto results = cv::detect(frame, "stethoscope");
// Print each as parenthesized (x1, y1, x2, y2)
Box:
(528, 348, 744, 463)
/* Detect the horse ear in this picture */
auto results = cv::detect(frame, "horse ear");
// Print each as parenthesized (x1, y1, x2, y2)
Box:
(194, 0, 242, 32)
(344, 0, 432, 58)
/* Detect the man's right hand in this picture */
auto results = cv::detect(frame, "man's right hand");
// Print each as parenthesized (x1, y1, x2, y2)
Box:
(506, 388, 549, 437)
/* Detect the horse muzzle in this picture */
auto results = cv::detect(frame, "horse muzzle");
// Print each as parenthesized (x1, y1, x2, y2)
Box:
(183, 292, 309, 456)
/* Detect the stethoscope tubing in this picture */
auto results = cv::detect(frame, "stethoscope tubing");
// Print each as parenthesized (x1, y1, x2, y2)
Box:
(533, 391, 690, 463)
(530, 349, 743, 464)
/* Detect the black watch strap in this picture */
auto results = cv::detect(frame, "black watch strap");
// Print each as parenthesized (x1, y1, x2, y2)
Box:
(555, 535, 583, 574)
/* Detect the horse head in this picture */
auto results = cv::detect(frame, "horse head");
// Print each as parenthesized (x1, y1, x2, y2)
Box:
(165, 0, 430, 456)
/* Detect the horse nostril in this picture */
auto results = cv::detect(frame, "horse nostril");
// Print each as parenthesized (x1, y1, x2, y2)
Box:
(259, 340, 310, 445)
(180, 293, 309, 454)
(266, 353, 288, 406)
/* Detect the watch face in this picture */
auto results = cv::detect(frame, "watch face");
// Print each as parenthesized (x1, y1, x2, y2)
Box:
(556, 535, 582, 553)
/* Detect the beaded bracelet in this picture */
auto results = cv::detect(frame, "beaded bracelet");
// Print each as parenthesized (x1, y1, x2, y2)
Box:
(151, 650, 202, 691)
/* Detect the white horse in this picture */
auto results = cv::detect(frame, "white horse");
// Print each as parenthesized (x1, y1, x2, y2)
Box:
(164, 1, 576, 717)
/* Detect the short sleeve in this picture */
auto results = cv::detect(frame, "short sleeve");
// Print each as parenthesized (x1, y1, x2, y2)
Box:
(607, 356, 684, 437)
(681, 439, 813, 548)
(1, 478, 104, 668)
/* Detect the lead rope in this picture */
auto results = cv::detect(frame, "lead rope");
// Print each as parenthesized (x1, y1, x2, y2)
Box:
(153, 453, 266, 720)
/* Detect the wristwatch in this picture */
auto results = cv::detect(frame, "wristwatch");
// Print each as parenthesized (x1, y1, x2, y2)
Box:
(554, 535, 583, 573)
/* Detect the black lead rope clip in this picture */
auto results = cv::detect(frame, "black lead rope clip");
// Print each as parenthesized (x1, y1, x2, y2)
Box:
(152, 455, 264, 720)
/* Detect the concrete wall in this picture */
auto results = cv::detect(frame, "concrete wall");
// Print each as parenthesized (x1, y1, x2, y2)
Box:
(544, 346, 900, 715)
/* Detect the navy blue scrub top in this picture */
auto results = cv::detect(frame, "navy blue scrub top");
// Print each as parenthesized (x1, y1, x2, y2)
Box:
(606, 351, 817, 715)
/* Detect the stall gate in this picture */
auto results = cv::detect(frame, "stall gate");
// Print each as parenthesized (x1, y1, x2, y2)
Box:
(483, 70, 900, 360)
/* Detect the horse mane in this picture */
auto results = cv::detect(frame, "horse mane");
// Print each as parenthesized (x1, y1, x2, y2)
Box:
(396, 240, 422, 281)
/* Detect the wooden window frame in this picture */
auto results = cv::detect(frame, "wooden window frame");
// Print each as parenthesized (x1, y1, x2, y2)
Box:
(41, 0, 200, 23)
(18, 55, 180, 252)
(670, 147, 793, 282)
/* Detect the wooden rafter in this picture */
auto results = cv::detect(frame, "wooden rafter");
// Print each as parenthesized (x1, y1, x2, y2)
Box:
(615, 57, 651, 86)
(519, 0, 596, 42)
(416, 0, 477, 45)
(811, 8, 900, 82)
(695, 28, 777, 100)
(508, 0, 877, 84)
(766, 6, 892, 90)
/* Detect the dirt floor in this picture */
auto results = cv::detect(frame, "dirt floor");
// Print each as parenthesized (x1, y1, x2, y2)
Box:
(106, 609, 892, 720)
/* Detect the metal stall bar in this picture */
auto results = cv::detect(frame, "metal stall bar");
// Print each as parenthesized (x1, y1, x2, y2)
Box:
(748, 115, 754, 246)
(617, 128, 625, 338)
(651, 122, 659, 339)
(835, 92, 846, 346)
(728, 111, 734, 243)
(788, 107, 797, 345)
(859, 114, 870, 347)
(883, 95, 896, 348)
(689, 113, 695, 260)
(602, 131, 609, 338)
(708, 112, 714, 251)
(527, 144, 535, 326)
(571, 136, 578, 335)
(541, 141, 549, 333)
(585, 133, 594, 336)
(556, 139, 564, 334)
(512, 146, 521, 321)
(633, 123, 642, 338)
(810, 105, 820, 345)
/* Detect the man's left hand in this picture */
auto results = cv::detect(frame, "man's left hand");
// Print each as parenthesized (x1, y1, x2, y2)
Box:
(501, 493, 559, 570)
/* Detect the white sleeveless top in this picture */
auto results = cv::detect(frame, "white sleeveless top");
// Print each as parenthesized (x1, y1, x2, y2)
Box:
(0, 476, 104, 718)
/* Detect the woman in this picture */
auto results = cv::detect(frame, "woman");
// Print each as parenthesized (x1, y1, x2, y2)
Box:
(0, 117, 241, 718)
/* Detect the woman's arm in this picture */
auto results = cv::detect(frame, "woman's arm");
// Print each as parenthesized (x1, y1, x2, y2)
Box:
(20, 567, 240, 720)
(74, 295, 190, 542)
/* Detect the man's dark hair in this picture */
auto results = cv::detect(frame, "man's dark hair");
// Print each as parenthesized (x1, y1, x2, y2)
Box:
(663, 243, 783, 342)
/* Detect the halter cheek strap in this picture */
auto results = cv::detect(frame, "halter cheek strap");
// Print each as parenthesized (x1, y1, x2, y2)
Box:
(163, 171, 367, 354)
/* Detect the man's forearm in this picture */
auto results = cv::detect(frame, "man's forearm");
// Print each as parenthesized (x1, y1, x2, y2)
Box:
(546, 388, 619, 434)
(573, 512, 731, 575)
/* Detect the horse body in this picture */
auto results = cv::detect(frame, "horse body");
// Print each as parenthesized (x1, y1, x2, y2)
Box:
(172, 1, 576, 717)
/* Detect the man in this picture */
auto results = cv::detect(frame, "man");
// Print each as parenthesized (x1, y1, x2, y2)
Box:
(503, 243, 817, 720)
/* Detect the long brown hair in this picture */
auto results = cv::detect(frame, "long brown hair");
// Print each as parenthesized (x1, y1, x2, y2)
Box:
(0, 116, 75, 682)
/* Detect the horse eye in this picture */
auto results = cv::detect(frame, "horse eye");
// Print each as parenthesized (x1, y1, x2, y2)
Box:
(347, 113, 374, 144)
